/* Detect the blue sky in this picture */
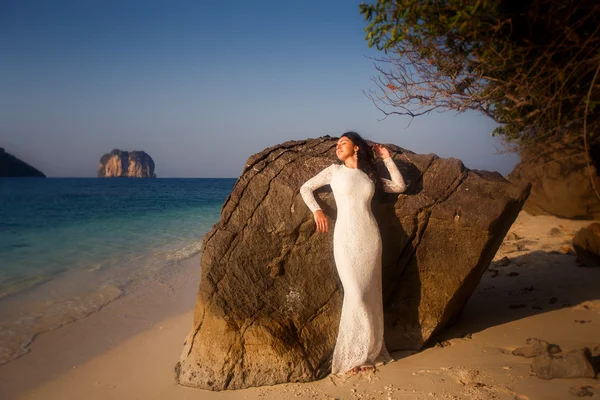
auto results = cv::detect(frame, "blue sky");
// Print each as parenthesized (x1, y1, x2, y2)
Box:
(1, 0, 519, 177)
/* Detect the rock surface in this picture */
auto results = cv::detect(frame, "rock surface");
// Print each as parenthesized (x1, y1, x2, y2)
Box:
(0, 148, 45, 177)
(97, 149, 156, 178)
(177, 137, 530, 390)
(509, 140, 600, 219)
(573, 223, 600, 267)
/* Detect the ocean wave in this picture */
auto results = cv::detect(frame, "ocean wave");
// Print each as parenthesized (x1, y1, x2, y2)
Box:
(164, 241, 203, 262)
(0, 273, 51, 300)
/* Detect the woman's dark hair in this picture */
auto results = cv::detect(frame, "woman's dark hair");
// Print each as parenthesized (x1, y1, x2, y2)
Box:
(340, 131, 384, 195)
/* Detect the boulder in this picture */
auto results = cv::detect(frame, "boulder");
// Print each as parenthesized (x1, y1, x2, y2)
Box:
(0, 148, 45, 177)
(177, 137, 530, 390)
(573, 223, 600, 267)
(97, 149, 156, 178)
(509, 140, 600, 219)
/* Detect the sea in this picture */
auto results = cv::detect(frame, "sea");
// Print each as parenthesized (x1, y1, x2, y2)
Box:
(0, 177, 235, 365)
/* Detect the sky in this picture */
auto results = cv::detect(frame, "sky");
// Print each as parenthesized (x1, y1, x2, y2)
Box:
(1, 0, 520, 178)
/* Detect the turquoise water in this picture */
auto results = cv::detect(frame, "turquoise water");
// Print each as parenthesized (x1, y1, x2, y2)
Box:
(0, 178, 234, 364)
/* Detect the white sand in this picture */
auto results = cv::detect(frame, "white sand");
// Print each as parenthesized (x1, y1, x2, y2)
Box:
(2, 212, 600, 400)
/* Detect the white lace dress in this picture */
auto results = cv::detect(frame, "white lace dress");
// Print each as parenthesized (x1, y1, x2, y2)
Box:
(300, 158, 406, 374)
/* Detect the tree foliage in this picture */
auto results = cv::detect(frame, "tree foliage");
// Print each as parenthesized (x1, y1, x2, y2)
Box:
(359, 0, 600, 144)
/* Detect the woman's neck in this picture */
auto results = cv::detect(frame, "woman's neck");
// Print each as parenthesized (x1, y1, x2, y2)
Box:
(344, 158, 358, 169)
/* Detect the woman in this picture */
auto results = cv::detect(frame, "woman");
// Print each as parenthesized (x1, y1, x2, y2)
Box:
(300, 132, 407, 375)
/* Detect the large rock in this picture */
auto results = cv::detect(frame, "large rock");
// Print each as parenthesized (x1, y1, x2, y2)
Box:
(0, 148, 45, 177)
(177, 137, 530, 390)
(97, 149, 156, 178)
(573, 223, 600, 267)
(509, 140, 600, 219)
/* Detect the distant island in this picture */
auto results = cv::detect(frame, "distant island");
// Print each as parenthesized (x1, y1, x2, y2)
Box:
(98, 149, 156, 178)
(0, 148, 46, 177)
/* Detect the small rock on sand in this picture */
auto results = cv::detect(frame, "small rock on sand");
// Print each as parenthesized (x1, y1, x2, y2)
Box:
(497, 256, 511, 267)
(549, 227, 564, 237)
(569, 386, 595, 397)
(487, 268, 499, 277)
(512, 338, 561, 358)
(506, 232, 521, 241)
(532, 348, 596, 380)
(559, 245, 575, 254)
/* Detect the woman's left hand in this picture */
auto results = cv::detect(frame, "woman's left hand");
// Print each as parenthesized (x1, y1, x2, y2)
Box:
(373, 144, 391, 159)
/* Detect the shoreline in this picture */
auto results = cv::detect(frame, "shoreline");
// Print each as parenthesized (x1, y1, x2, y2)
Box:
(0, 253, 202, 400)
(0, 237, 205, 366)
(1, 212, 600, 399)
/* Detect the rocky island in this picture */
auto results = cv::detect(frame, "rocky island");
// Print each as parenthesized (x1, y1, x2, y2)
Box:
(97, 149, 156, 178)
(0, 148, 46, 177)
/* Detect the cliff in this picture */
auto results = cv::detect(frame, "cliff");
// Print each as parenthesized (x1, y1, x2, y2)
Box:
(0, 148, 46, 177)
(97, 149, 156, 178)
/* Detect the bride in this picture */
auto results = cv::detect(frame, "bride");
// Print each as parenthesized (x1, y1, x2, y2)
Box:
(300, 132, 407, 374)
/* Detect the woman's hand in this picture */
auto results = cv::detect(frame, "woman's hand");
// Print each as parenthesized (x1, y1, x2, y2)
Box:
(372, 144, 391, 159)
(313, 210, 328, 233)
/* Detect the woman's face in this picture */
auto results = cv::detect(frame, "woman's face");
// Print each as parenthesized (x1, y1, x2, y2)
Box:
(336, 136, 358, 161)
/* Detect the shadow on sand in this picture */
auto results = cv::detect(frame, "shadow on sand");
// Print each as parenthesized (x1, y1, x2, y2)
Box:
(425, 250, 600, 345)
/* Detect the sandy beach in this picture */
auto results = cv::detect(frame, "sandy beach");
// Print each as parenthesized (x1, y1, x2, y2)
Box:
(1, 211, 599, 400)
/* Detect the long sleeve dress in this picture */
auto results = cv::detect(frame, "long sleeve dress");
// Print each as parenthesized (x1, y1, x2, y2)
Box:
(300, 157, 407, 374)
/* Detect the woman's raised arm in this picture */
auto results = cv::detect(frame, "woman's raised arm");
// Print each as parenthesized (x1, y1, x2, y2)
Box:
(372, 144, 407, 194)
(381, 157, 407, 193)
